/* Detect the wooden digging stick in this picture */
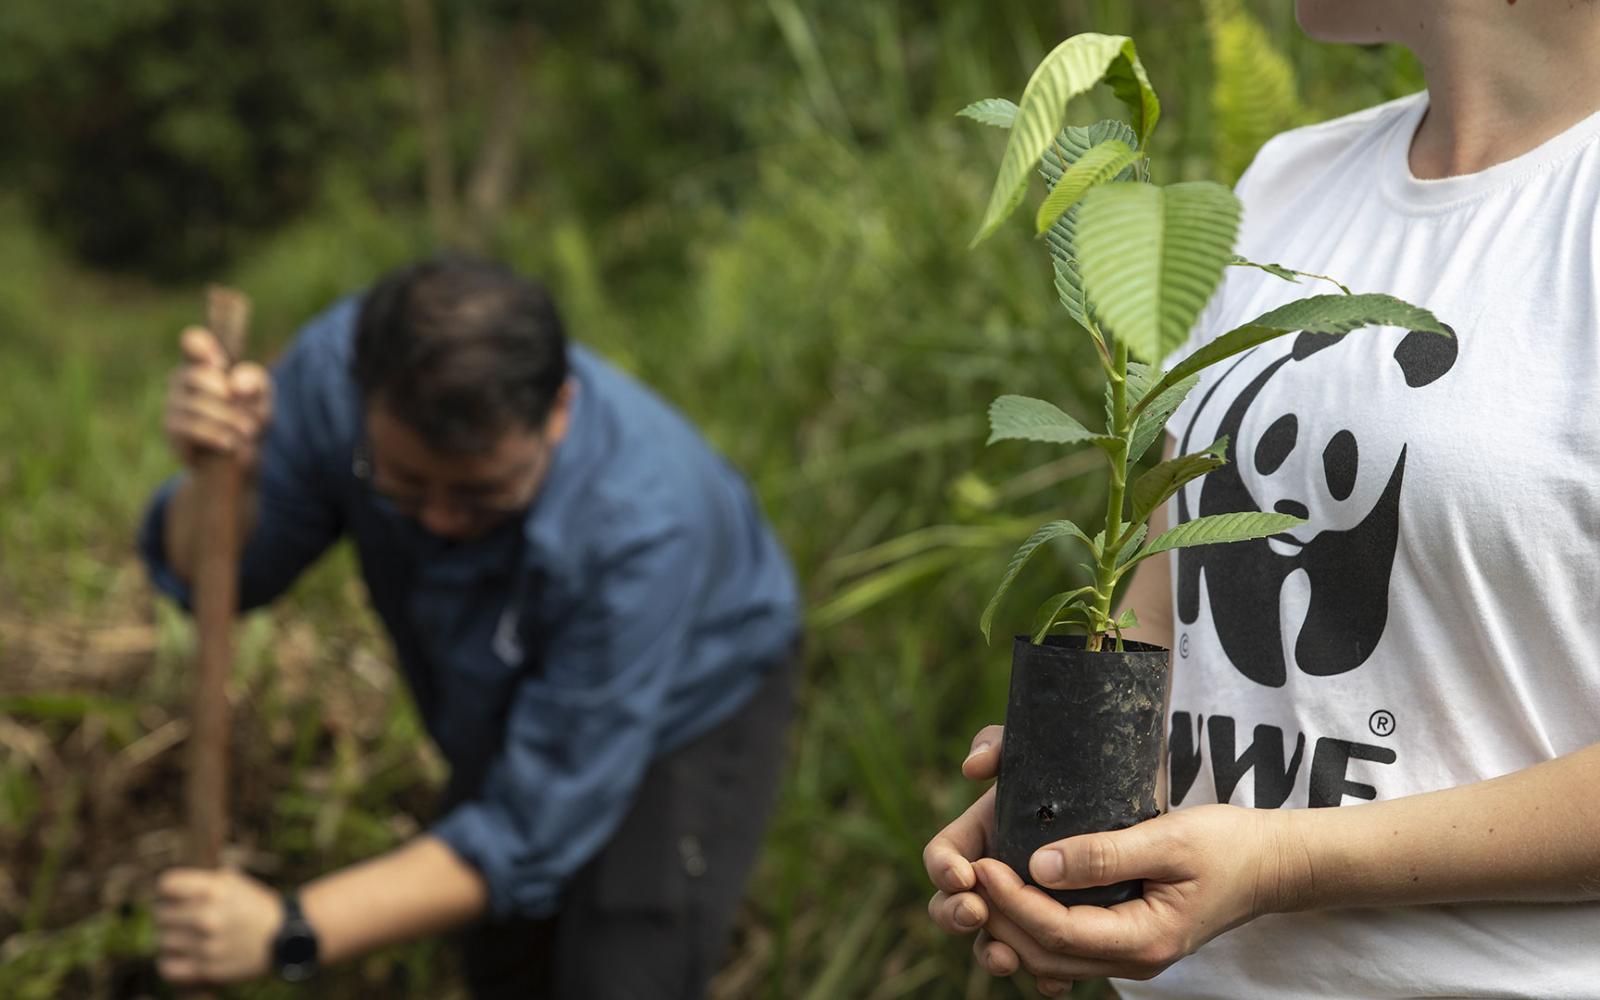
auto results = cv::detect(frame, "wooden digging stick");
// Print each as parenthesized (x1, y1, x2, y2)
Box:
(186, 286, 252, 872)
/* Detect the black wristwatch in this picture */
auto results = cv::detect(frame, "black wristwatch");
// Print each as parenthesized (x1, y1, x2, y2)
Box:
(271, 891, 320, 983)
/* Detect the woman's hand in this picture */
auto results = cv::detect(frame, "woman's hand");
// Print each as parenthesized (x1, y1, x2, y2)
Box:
(924, 724, 1302, 994)
(964, 804, 1298, 987)
(924, 726, 1036, 985)
(154, 867, 283, 986)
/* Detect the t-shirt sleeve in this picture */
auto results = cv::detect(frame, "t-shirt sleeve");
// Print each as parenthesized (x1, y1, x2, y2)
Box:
(137, 310, 350, 611)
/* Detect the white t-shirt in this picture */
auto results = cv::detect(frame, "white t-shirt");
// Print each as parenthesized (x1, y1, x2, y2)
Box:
(1120, 92, 1600, 999)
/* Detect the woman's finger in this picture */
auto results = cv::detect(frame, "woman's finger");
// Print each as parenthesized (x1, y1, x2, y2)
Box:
(923, 786, 995, 894)
(928, 889, 989, 935)
(962, 724, 1005, 781)
(972, 928, 1020, 977)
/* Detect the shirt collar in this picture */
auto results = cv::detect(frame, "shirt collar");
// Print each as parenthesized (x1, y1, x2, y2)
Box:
(522, 364, 601, 593)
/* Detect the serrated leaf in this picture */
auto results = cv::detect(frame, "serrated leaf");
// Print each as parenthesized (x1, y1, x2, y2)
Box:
(1206, 0, 1302, 183)
(1229, 255, 1352, 295)
(981, 519, 1094, 642)
(1030, 587, 1097, 643)
(1035, 140, 1141, 234)
(1229, 254, 1298, 283)
(971, 34, 1159, 246)
(1133, 294, 1451, 420)
(1129, 371, 1199, 463)
(1112, 522, 1148, 568)
(1139, 510, 1304, 560)
(987, 395, 1116, 448)
(958, 98, 1019, 129)
(1076, 181, 1242, 363)
(1053, 261, 1092, 328)
(1129, 437, 1228, 526)
(1041, 120, 1140, 328)
(1125, 361, 1157, 402)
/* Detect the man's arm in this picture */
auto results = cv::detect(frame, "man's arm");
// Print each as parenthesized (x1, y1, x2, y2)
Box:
(142, 311, 348, 610)
(160, 473, 261, 586)
(155, 836, 488, 986)
(155, 326, 269, 587)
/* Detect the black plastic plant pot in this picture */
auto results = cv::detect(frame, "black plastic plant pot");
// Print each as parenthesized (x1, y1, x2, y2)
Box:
(992, 634, 1171, 906)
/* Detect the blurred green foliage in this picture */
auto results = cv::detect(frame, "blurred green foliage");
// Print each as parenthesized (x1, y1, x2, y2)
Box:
(0, 1, 1422, 996)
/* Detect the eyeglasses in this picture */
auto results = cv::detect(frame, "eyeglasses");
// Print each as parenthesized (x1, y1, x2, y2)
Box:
(351, 440, 546, 520)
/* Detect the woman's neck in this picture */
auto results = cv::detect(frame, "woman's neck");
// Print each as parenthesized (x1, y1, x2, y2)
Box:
(1405, 4, 1600, 179)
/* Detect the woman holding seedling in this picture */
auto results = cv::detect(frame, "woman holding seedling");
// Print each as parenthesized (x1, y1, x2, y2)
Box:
(926, 1, 1600, 996)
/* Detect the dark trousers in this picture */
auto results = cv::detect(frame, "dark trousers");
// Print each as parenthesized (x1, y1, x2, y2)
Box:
(458, 653, 795, 1000)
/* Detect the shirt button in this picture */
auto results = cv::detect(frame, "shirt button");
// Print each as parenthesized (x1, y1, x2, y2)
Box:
(679, 835, 707, 877)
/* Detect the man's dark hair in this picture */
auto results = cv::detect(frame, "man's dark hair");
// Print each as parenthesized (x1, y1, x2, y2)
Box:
(353, 255, 569, 455)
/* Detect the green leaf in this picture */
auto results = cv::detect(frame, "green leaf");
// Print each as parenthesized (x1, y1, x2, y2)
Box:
(1041, 120, 1140, 328)
(1076, 181, 1242, 363)
(1124, 361, 1157, 406)
(1229, 255, 1351, 295)
(1042, 121, 1141, 181)
(987, 395, 1116, 448)
(1115, 608, 1140, 630)
(1206, 0, 1303, 183)
(1113, 523, 1148, 567)
(981, 519, 1094, 642)
(810, 550, 963, 630)
(1138, 510, 1304, 560)
(1129, 437, 1228, 526)
(1034, 140, 1140, 234)
(971, 34, 1159, 245)
(1030, 587, 1096, 643)
(1129, 371, 1199, 463)
(1134, 293, 1451, 420)
(958, 98, 1019, 129)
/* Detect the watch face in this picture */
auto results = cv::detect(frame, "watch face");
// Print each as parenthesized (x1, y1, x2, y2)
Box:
(276, 925, 319, 981)
(279, 931, 317, 966)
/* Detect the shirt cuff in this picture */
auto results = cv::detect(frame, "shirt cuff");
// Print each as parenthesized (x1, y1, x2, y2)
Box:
(138, 478, 195, 612)
(432, 803, 560, 920)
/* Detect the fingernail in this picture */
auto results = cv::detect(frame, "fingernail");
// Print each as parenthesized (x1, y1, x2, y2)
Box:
(973, 861, 995, 889)
(963, 741, 992, 762)
(944, 860, 972, 891)
(1032, 849, 1065, 885)
(955, 899, 980, 928)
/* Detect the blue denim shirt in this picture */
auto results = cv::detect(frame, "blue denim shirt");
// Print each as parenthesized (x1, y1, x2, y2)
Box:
(139, 297, 801, 918)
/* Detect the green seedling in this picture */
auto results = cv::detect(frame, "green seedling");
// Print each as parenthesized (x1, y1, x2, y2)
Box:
(962, 32, 1450, 652)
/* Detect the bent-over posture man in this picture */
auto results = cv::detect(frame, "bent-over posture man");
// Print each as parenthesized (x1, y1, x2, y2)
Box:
(143, 256, 800, 998)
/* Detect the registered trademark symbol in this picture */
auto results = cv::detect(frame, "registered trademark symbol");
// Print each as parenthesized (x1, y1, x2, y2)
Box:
(1369, 709, 1396, 737)
(1179, 633, 1190, 659)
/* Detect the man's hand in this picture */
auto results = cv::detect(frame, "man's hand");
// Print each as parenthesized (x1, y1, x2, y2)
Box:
(163, 326, 273, 473)
(155, 867, 284, 986)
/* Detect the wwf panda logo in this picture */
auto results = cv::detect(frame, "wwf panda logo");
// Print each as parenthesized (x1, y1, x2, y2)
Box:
(1174, 325, 1458, 687)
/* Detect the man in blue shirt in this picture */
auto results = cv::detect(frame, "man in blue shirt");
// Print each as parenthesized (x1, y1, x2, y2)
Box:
(142, 256, 801, 997)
